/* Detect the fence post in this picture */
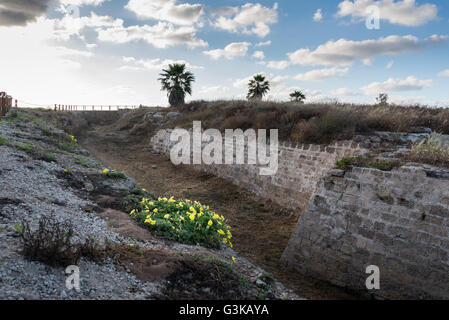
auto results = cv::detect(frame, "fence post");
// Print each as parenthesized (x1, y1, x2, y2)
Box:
(0, 94, 3, 120)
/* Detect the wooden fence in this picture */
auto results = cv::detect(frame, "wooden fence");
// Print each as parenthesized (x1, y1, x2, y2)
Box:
(52, 104, 139, 111)
(0, 92, 13, 120)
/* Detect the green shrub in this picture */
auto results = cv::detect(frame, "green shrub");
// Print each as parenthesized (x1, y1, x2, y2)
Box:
(122, 187, 155, 213)
(0, 136, 10, 146)
(15, 142, 34, 153)
(336, 156, 394, 171)
(130, 197, 233, 249)
(410, 133, 449, 165)
(101, 168, 127, 179)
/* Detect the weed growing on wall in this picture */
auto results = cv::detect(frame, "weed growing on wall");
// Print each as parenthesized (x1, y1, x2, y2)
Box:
(411, 133, 449, 166)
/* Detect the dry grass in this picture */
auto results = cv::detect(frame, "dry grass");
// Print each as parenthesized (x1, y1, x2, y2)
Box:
(410, 133, 449, 166)
(172, 100, 449, 145)
(20, 214, 102, 267)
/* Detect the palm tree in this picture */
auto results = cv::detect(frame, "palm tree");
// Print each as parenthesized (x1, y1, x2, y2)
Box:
(247, 74, 270, 101)
(158, 63, 195, 107)
(289, 90, 306, 103)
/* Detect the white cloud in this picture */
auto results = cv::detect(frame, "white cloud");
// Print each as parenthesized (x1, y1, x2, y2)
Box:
(212, 3, 278, 37)
(438, 69, 449, 77)
(0, 17, 96, 103)
(197, 85, 229, 96)
(268, 34, 447, 69)
(252, 51, 265, 60)
(52, 12, 123, 41)
(255, 40, 271, 47)
(337, 0, 438, 26)
(203, 42, 250, 60)
(294, 67, 349, 81)
(330, 88, 361, 96)
(60, 0, 110, 6)
(267, 60, 290, 70)
(97, 21, 207, 48)
(362, 76, 434, 95)
(386, 60, 394, 69)
(125, 0, 203, 26)
(313, 9, 323, 22)
(51, 10, 207, 48)
(120, 56, 203, 71)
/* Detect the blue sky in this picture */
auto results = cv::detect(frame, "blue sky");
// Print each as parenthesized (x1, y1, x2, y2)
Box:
(1, 0, 449, 107)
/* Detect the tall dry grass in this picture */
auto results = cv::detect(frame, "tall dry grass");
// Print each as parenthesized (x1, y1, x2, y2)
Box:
(410, 133, 449, 166)
(173, 100, 449, 145)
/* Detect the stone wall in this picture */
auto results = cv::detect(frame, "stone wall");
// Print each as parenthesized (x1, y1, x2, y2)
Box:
(281, 165, 449, 299)
(150, 129, 368, 213)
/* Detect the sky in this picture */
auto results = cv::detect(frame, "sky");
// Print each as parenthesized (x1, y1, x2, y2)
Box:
(0, 0, 449, 107)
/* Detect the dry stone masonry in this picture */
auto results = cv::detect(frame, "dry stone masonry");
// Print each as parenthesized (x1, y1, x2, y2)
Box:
(151, 124, 449, 299)
(151, 129, 368, 213)
(282, 165, 449, 299)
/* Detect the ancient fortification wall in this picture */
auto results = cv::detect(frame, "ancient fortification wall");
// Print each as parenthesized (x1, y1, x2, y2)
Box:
(150, 129, 368, 213)
(151, 127, 449, 299)
(282, 166, 449, 299)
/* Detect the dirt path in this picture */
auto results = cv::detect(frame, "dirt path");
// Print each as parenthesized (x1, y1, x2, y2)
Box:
(79, 129, 361, 300)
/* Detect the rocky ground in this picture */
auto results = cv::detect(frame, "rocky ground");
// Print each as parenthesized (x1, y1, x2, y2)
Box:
(0, 108, 299, 300)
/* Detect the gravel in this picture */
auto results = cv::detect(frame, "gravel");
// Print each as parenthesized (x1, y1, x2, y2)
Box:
(0, 110, 299, 300)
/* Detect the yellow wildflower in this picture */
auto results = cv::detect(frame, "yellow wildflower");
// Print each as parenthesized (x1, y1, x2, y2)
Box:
(164, 214, 170, 219)
(208, 220, 213, 226)
(144, 218, 156, 225)
(129, 209, 135, 215)
(153, 208, 158, 213)
(217, 229, 225, 236)
(189, 214, 195, 221)
(103, 169, 110, 174)
(232, 257, 236, 263)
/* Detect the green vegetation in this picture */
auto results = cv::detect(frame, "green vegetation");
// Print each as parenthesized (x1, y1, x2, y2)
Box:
(76, 155, 90, 168)
(0, 135, 10, 146)
(173, 100, 449, 145)
(159, 63, 195, 107)
(14, 222, 24, 234)
(15, 142, 34, 153)
(336, 156, 394, 171)
(101, 168, 127, 179)
(247, 74, 270, 101)
(130, 197, 233, 249)
(289, 90, 306, 103)
(410, 133, 449, 166)
(122, 187, 155, 213)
